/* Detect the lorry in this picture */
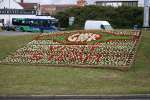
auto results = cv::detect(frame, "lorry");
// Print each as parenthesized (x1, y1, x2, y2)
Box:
(84, 20, 113, 30)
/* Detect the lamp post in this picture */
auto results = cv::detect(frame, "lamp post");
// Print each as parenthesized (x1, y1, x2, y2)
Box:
(143, 0, 149, 28)
(37, 0, 41, 15)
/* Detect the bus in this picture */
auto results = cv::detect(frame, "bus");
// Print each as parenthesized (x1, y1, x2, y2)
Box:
(12, 18, 58, 32)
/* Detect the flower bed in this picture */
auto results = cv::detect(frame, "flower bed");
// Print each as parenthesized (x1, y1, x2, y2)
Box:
(1, 30, 141, 70)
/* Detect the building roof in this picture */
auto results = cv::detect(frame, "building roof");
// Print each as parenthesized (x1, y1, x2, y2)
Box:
(18, 3, 37, 10)
(41, 4, 76, 8)
(0, 0, 23, 9)
(41, 4, 76, 12)
(40, 4, 77, 15)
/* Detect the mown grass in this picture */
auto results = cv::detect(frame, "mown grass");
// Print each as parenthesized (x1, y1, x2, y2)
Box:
(0, 30, 150, 95)
(0, 34, 37, 60)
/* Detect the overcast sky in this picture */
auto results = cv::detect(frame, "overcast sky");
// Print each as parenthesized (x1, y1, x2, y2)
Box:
(15, 0, 144, 5)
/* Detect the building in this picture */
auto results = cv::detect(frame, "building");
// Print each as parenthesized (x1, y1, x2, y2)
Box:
(0, 0, 36, 16)
(40, 5, 76, 15)
(40, 0, 87, 16)
(18, 2, 37, 10)
(77, 0, 87, 7)
(0, 0, 23, 9)
(138, 0, 150, 7)
(0, 0, 55, 26)
(95, 0, 139, 7)
(0, 0, 39, 11)
(0, 0, 38, 10)
(0, 0, 37, 14)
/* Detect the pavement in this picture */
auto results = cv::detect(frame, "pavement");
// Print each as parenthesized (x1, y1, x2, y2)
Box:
(0, 31, 37, 36)
(0, 95, 150, 100)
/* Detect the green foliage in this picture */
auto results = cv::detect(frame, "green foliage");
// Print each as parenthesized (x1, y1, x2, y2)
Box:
(55, 6, 144, 29)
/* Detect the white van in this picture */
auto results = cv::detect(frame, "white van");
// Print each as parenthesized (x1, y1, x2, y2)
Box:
(84, 20, 113, 30)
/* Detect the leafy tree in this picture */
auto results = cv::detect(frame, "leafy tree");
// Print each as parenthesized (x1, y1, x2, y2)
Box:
(55, 5, 145, 29)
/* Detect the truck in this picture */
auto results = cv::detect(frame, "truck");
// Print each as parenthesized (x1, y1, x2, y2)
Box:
(84, 20, 113, 30)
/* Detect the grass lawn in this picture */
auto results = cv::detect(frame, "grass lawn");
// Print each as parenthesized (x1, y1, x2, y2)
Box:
(0, 31, 150, 95)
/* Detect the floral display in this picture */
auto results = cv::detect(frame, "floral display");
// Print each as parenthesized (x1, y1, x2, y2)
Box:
(1, 30, 141, 70)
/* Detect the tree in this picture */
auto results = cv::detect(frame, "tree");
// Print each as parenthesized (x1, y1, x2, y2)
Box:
(55, 6, 144, 29)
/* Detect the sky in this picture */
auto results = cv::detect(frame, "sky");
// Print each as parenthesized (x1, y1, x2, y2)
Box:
(15, 0, 144, 5)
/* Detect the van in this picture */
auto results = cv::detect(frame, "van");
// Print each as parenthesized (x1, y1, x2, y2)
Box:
(84, 20, 113, 30)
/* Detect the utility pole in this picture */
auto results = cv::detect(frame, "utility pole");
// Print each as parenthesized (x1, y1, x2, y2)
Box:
(143, 0, 149, 28)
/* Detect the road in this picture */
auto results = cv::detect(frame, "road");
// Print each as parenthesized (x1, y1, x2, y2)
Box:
(0, 95, 150, 100)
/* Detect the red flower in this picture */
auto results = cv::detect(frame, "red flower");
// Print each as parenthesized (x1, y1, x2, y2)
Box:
(30, 52, 44, 61)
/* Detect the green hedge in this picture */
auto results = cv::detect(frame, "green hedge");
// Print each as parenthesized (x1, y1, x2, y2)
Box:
(55, 6, 145, 29)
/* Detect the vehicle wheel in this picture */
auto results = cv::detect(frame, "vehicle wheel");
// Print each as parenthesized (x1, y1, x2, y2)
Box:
(6, 27, 10, 31)
(20, 27, 25, 32)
